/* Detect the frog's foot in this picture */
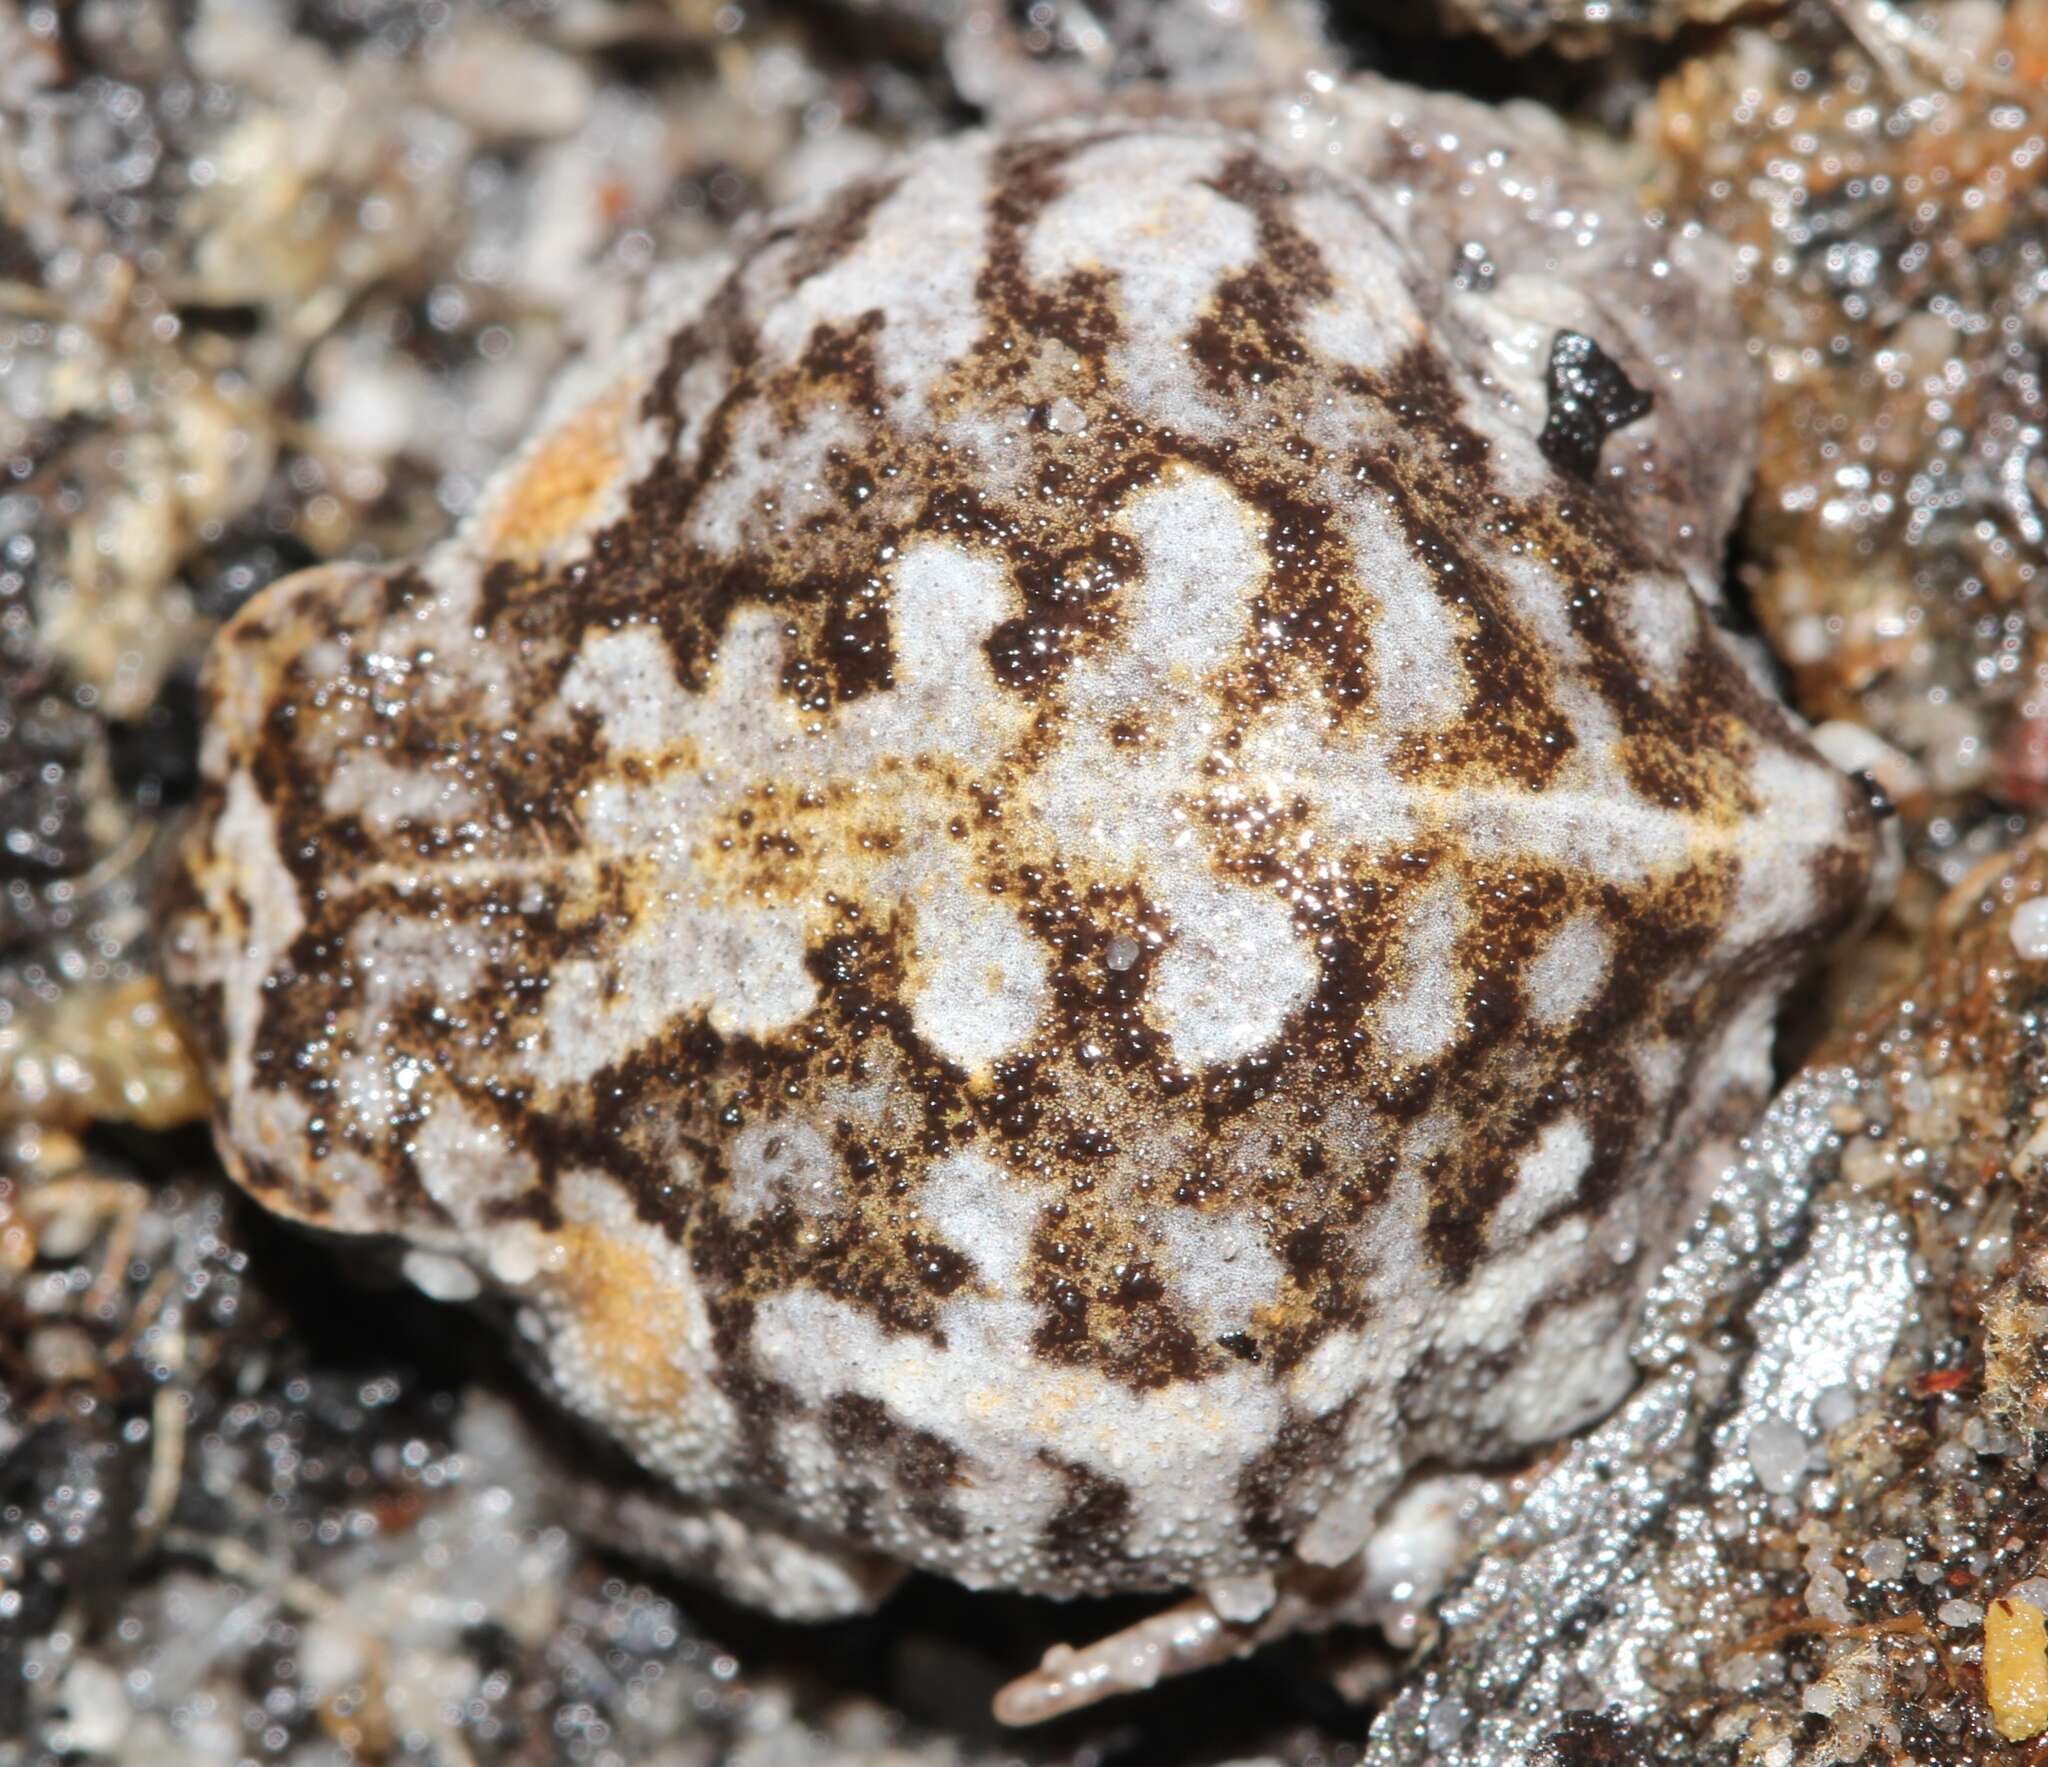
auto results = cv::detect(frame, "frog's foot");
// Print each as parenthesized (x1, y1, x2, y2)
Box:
(992, 1560, 1369, 1726)
(552, 1462, 907, 1622)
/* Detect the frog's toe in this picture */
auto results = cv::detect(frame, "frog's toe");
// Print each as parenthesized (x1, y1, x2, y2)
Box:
(993, 1562, 1369, 1725)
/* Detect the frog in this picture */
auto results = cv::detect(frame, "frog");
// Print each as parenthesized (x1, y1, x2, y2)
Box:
(162, 73, 1879, 1721)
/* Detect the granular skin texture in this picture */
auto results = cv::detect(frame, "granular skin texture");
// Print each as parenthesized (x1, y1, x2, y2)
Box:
(163, 80, 1876, 1634)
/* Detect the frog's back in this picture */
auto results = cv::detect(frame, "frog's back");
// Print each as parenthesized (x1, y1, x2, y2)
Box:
(166, 94, 1872, 1602)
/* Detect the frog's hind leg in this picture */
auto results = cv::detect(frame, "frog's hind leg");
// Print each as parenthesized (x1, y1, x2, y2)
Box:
(993, 1561, 1368, 1726)
(556, 1474, 909, 1622)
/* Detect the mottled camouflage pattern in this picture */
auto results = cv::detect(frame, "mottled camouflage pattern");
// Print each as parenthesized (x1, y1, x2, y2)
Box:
(165, 81, 1874, 1629)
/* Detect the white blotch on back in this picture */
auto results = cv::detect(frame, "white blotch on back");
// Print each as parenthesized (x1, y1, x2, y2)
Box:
(905, 879, 1050, 1074)
(532, 791, 818, 1084)
(1350, 498, 1465, 734)
(1038, 469, 1320, 1071)
(329, 910, 490, 1150)
(207, 769, 306, 1089)
(1152, 1208, 1285, 1336)
(1439, 1215, 1590, 1355)
(1526, 913, 1610, 1028)
(1029, 133, 1256, 440)
(1235, 706, 1415, 853)
(411, 1092, 542, 1223)
(1610, 573, 1699, 684)
(1117, 467, 1266, 683)
(1632, 1034, 1684, 1114)
(919, 1153, 1041, 1290)
(1295, 186, 1424, 371)
(1728, 748, 1846, 945)
(1491, 1114, 1592, 1245)
(1376, 877, 1463, 1064)
(231, 1088, 391, 1233)
(1452, 775, 1689, 885)
(1292, 1319, 1381, 1422)
(752, 148, 990, 425)
(667, 348, 735, 485)
(219, 768, 304, 958)
(1444, 270, 1602, 500)
(693, 399, 859, 555)
(1453, 271, 1585, 419)
(1152, 875, 1315, 1070)
(325, 750, 481, 834)
(561, 623, 687, 756)
(885, 541, 1017, 755)
(1493, 554, 1591, 671)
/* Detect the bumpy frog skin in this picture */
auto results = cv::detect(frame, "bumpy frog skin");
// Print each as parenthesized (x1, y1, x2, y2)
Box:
(164, 77, 1876, 1719)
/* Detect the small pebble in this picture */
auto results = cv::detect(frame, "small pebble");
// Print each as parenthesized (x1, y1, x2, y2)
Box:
(1046, 397, 1088, 435)
(1204, 1573, 1276, 1624)
(57, 1659, 130, 1753)
(2011, 897, 2048, 961)
(402, 1249, 484, 1302)
(1425, 1694, 1470, 1751)
(1748, 1417, 1810, 1495)
(27, 1325, 100, 1385)
(1813, 1383, 1860, 1431)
